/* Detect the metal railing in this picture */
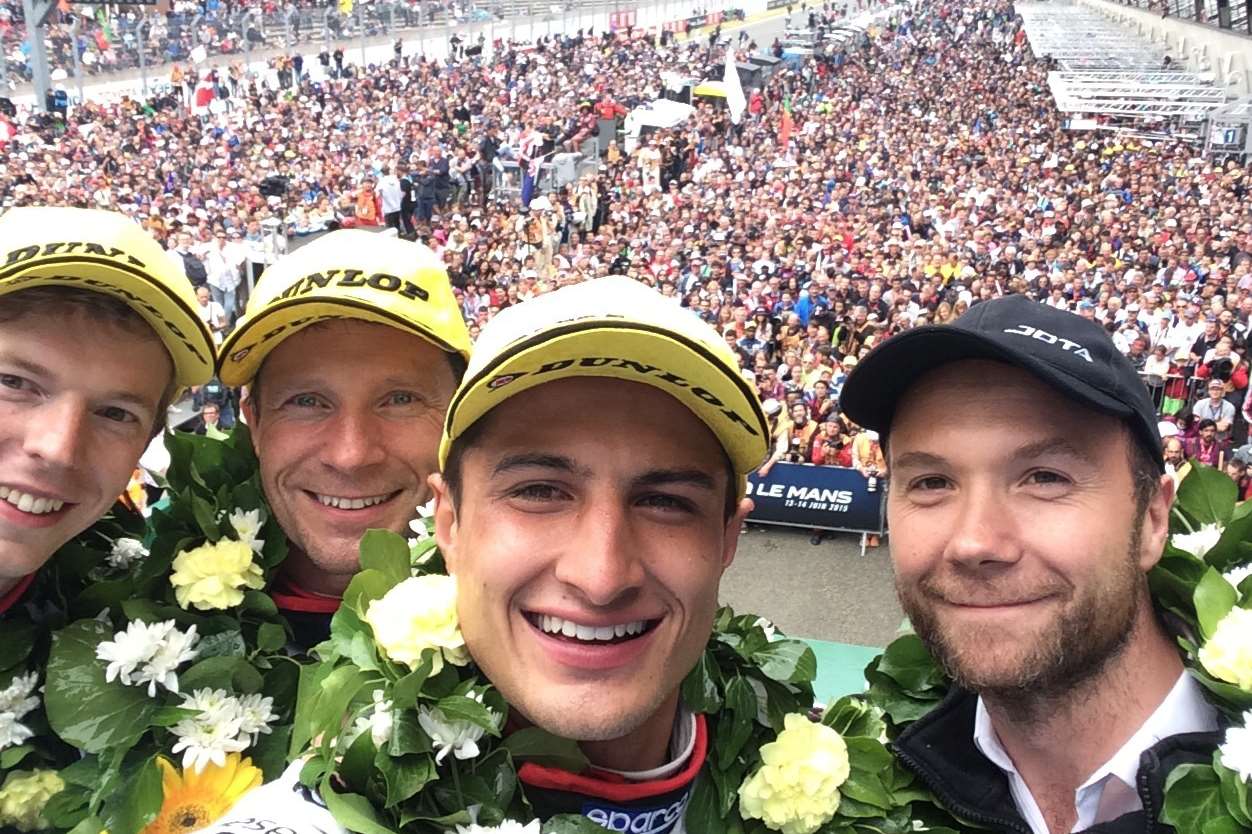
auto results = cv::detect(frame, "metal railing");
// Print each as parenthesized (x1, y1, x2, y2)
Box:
(0, 0, 633, 90)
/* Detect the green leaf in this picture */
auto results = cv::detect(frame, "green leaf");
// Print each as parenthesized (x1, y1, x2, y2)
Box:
(1176, 464, 1238, 526)
(1216, 758, 1252, 827)
(380, 753, 436, 807)
(875, 635, 944, 694)
(319, 782, 399, 834)
(679, 772, 723, 834)
(0, 744, 33, 769)
(190, 495, 220, 540)
(716, 677, 760, 768)
(681, 650, 723, 713)
(502, 727, 590, 772)
(0, 620, 38, 671)
(751, 639, 817, 684)
(392, 657, 434, 707)
(359, 529, 413, 586)
(1163, 763, 1235, 832)
(343, 569, 396, 618)
(100, 755, 164, 834)
(1195, 568, 1238, 641)
(196, 628, 247, 659)
(435, 694, 501, 734)
(543, 815, 617, 833)
(256, 622, 288, 653)
(45, 620, 158, 754)
(389, 711, 433, 757)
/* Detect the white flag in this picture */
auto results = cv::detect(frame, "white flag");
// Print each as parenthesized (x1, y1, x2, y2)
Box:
(723, 48, 746, 125)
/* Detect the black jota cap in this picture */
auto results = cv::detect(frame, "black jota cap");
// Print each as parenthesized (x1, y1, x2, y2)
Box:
(839, 294, 1165, 471)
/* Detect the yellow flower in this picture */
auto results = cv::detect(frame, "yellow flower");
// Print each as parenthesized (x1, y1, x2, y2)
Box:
(1199, 606, 1252, 692)
(170, 540, 265, 611)
(142, 754, 261, 834)
(0, 769, 63, 832)
(738, 713, 851, 834)
(364, 575, 470, 673)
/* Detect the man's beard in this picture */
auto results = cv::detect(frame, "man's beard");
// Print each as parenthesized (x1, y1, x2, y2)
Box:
(897, 523, 1145, 719)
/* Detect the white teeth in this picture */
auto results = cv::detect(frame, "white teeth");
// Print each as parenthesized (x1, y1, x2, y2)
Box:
(0, 487, 65, 515)
(315, 493, 390, 510)
(537, 615, 650, 642)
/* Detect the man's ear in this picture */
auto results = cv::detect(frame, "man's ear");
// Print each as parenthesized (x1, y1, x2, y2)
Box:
(241, 386, 258, 427)
(720, 497, 755, 573)
(1139, 473, 1176, 573)
(429, 473, 460, 573)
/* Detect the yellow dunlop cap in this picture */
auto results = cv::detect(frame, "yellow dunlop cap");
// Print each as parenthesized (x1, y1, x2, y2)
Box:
(0, 207, 215, 386)
(440, 276, 770, 497)
(218, 230, 471, 386)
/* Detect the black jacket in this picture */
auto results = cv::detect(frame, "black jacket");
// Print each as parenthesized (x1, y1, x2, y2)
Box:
(893, 688, 1222, 833)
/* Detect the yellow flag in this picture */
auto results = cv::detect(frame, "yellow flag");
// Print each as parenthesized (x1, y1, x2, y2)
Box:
(339, 0, 353, 15)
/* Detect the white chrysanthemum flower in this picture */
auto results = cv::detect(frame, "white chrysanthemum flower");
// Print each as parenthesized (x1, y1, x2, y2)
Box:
(97, 620, 200, 697)
(454, 821, 541, 834)
(1226, 563, 1252, 591)
(228, 508, 265, 554)
(354, 690, 394, 748)
(1220, 710, 1252, 783)
(0, 711, 35, 752)
(235, 693, 278, 743)
(1171, 523, 1224, 560)
(135, 623, 200, 697)
(0, 673, 40, 752)
(408, 500, 436, 543)
(170, 712, 249, 773)
(418, 691, 496, 765)
(108, 538, 149, 570)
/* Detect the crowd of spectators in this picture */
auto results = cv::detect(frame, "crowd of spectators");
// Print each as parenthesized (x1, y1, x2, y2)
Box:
(4, 0, 1252, 515)
(0, 0, 461, 84)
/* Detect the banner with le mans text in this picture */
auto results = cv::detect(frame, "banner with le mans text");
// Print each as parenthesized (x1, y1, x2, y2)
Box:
(746, 462, 886, 533)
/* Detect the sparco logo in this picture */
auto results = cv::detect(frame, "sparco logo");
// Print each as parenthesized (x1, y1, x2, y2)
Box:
(584, 794, 690, 834)
(1002, 324, 1094, 363)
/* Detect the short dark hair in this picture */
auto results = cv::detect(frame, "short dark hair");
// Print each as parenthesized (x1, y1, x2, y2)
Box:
(0, 286, 179, 438)
(443, 413, 740, 523)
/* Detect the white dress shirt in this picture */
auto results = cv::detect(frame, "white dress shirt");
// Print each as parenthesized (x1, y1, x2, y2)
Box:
(973, 672, 1219, 833)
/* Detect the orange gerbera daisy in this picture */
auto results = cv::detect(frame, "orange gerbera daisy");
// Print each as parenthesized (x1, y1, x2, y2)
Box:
(141, 754, 262, 834)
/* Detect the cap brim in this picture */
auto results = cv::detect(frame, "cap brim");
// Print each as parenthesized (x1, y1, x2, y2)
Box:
(219, 297, 467, 386)
(840, 326, 1134, 434)
(440, 320, 770, 483)
(0, 254, 214, 387)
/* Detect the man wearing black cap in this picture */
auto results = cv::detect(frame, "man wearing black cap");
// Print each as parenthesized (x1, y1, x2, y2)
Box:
(840, 295, 1222, 834)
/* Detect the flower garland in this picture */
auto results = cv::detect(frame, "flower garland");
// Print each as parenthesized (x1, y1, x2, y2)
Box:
(292, 524, 963, 834)
(861, 463, 1252, 832)
(17, 426, 299, 834)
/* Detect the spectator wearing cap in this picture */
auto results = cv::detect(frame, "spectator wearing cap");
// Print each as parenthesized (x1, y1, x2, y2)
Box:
(840, 294, 1221, 834)
(218, 230, 471, 653)
(1192, 379, 1237, 442)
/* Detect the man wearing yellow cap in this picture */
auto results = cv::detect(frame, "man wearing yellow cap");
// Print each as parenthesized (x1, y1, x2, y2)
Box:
(218, 229, 471, 650)
(0, 207, 215, 615)
(201, 276, 771, 833)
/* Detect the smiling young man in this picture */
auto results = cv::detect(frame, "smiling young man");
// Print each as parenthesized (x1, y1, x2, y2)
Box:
(0, 207, 215, 614)
(217, 229, 471, 651)
(427, 275, 768, 826)
(200, 276, 771, 834)
(840, 295, 1223, 834)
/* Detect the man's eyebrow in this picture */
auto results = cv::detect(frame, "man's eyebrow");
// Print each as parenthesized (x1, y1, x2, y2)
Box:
(893, 438, 1095, 470)
(491, 453, 593, 479)
(633, 469, 719, 492)
(1, 355, 154, 409)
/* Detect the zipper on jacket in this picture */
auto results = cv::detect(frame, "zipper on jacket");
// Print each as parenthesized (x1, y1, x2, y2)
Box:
(893, 745, 1033, 834)
(1136, 747, 1160, 834)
